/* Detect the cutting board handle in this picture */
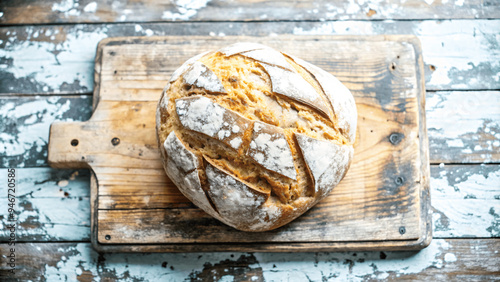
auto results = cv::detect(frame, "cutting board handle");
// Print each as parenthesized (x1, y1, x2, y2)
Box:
(48, 121, 92, 169)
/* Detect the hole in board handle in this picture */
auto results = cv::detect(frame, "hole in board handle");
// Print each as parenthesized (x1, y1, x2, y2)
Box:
(71, 139, 79, 147)
(111, 137, 120, 146)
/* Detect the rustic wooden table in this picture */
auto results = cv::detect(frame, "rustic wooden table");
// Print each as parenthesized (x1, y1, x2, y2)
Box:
(0, 1, 499, 281)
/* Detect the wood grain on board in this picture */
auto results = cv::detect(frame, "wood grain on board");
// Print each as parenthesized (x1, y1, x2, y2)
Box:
(1, 239, 499, 281)
(1, 0, 498, 24)
(0, 20, 499, 95)
(46, 35, 430, 252)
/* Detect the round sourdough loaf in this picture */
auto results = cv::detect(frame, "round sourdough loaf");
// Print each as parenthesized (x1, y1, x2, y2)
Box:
(156, 42, 357, 231)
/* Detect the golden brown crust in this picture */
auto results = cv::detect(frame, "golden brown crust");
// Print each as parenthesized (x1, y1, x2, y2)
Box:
(156, 42, 356, 231)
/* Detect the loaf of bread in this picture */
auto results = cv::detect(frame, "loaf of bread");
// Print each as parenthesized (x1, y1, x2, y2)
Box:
(156, 42, 357, 231)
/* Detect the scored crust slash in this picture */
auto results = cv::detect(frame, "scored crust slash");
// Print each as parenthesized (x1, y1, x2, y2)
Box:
(156, 42, 357, 232)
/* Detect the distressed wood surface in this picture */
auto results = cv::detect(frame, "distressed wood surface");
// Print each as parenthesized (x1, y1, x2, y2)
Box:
(1, 239, 499, 281)
(46, 35, 430, 251)
(0, 168, 90, 242)
(427, 91, 500, 164)
(1, 165, 498, 243)
(432, 164, 500, 238)
(2, 90, 497, 169)
(0, 95, 92, 168)
(0, 20, 499, 95)
(1, 0, 498, 24)
(1, 3, 499, 278)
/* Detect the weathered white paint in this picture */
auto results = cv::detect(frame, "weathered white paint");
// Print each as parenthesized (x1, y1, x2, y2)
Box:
(161, 0, 212, 21)
(0, 96, 91, 167)
(0, 168, 90, 241)
(2, 0, 498, 24)
(24, 239, 485, 281)
(416, 21, 500, 89)
(426, 91, 500, 162)
(427, 91, 500, 139)
(0, 98, 68, 163)
(444, 253, 457, 262)
(0, 26, 109, 93)
(0, 20, 498, 94)
(293, 20, 500, 90)
(257, 240, 451, 281)
(51, 0, 80, 18)
(431, 165, 500, 237)
(83, 2, 97, 13)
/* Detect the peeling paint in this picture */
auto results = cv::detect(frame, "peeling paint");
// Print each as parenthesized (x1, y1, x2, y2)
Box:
(161, 0, 212, 21)
(0, 20, 498, 95)
(431, 165, 500, 237)
(0, 96, 92, 167)
(0, 26, 109, 94)
(0, 168, 90, 241)
(293, 20, 500, 91)
(52, 0, 80, 18)
(12, 239, 473, 281)
(427, 91, 500, 162)
(83, 2, 97, 13)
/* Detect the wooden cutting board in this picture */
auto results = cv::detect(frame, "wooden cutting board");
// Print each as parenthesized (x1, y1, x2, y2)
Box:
(48, 35, 431, 252)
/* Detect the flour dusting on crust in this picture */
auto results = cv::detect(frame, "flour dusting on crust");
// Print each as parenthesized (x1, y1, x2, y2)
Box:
(218, 42, 269, 57)
(183, 61, 227, 93)
(164, 131, 199, 173)
(176, 96, 251, 150)
(169, 51, 210, 83)
(288, 54, 357, 142)
(163, 132, 216, 214)
(240, 49, 294, 71)
(260, 63, 331, 118)
(205, 161, 286, 230)
(295, 133, 353, 197)
(247, 121, 297, 180)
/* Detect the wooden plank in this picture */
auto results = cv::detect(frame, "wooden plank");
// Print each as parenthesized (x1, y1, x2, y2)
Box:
(432, 164, 500, 238)
(0, 0, 498, 24)
(427, 91, 500, 164)
(45, 35, 429, 251)
(0, 20, 498, 95)
(2, 90, 497, 169)
(0, 95, 92, 168)
(0, 165, 497, 242)
(1, 239, 499, 281)
(0, 168, 90, 241)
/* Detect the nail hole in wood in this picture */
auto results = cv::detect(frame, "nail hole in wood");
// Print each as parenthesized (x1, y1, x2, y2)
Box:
(399, 226, 406, 235)
(390, 62, 396, 70)
(71, 139, 79, 146)
(105, 235, 111, 240)
(395, 176, 405, 186)
(111, 137, 120, 146)
(389, 133, 403, 145)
